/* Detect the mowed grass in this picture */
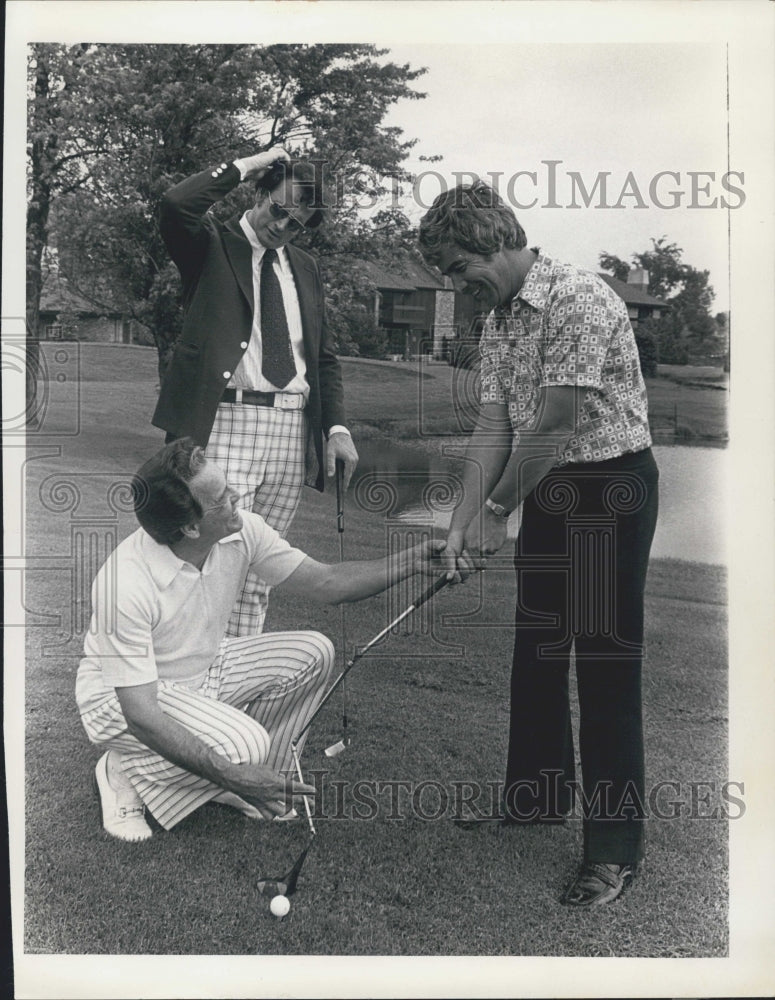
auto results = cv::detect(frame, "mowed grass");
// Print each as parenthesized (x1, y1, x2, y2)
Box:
(34, 341, 729, 447)
(337, 356, 728, 448)
(22, 343, 728, 956)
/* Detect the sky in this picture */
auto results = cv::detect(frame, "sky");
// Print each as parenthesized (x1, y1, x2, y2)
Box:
(379, 43, 732, 310)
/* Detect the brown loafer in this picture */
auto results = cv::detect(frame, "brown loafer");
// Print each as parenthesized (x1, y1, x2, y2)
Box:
(561, 862, 636, 907)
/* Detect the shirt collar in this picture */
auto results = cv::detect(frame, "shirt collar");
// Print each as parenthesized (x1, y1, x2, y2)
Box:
(511, 248, 552, 313)
(141, 530, 189, 590)
(239, 213, 290, 272)
(141, 529, 243, 589)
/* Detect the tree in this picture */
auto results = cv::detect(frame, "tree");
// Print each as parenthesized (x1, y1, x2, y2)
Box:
(38, 44, 299, 376)
(651, 312, 689, 365)
(670, 268, 716, 351)
(599, 237, 716, 365)
(597, 252, 629, 284)
(302, 203, 425, 357)
(632, 325, 659, 377)
(29, 44, 428, 377)
(27, 43, 100, 405)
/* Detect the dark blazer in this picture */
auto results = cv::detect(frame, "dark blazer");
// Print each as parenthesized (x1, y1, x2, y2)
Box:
(152, 163, 346, 491)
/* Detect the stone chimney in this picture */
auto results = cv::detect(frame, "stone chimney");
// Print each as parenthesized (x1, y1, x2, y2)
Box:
(627, 267, 649, 292)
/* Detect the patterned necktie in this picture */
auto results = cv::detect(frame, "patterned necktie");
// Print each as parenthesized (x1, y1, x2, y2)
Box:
(260, 249, 295, 389)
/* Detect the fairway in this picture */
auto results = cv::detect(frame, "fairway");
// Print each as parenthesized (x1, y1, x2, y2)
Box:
(21, 344, 728, 957)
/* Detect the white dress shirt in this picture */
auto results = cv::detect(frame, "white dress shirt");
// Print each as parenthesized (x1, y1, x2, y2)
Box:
(230, 213, 310, 397)
(228, 167, 350, 436)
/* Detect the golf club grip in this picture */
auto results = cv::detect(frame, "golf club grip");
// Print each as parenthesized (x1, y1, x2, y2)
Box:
(335, 458, 345, 532)
(411, 573, 449, 611)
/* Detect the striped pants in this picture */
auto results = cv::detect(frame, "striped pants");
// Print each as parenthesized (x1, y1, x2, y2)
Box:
(80, 631, 335, 830)
(206, 402, 307, 637)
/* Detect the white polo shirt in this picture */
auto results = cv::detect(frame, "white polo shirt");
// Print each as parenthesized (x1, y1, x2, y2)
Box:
(75, 512, 306, 714)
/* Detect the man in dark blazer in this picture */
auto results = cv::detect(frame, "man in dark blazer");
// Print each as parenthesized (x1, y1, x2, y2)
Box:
(153, 146, 359, 636)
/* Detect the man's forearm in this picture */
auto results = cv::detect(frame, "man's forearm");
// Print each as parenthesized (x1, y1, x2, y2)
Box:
(119, 698, 240, 791)
(159, 164, 240, 278)
(160, 163, 240, 233)
(318, 316, 347, 429)
(487, 433, 568, 512)
(449, 417, 513, 535)
(117, 681, 309, 814)
(321, 545, 420, 604)
(284, 541, 433, 606)
(487, 386, 581, 511)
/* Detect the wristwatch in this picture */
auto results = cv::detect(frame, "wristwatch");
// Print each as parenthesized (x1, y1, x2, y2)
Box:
(485, 497, 511, 519)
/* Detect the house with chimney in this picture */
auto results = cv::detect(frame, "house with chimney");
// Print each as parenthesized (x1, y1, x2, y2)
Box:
(358, 259, 477, 359)
(352, 258, 669, 371)
(597, 268, 667, 329)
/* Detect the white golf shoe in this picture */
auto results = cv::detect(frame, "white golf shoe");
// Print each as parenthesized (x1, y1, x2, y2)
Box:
(94, 751, 152, 842)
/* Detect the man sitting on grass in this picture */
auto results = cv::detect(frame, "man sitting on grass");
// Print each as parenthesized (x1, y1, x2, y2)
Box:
(75, 438, 447, 842)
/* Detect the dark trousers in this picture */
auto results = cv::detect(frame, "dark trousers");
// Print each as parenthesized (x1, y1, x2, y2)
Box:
(504, 448, 659, 864)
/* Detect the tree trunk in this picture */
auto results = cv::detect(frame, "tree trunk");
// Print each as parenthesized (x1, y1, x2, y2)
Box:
(26, 48, 55, 422)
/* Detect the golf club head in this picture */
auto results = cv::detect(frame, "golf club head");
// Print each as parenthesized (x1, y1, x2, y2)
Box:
(324, 739, 348, 758)
(257, 879, 288, 897)
(257, 840, 314, 898)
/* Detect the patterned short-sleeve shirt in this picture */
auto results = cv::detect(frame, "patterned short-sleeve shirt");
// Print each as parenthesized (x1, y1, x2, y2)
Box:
(479, 251, 651, 464)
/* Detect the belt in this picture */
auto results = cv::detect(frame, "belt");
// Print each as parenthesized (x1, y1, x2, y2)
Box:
(221, 388, 305, 410)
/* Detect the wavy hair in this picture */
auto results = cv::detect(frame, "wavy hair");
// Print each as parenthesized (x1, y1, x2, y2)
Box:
(418, 181, 527, 263)
(132, 438, 207, 546)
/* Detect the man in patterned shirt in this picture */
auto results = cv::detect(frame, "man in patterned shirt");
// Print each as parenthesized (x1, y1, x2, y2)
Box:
(419, 181, 659, 908)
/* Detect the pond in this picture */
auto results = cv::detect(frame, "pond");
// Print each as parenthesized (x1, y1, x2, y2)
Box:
(349, 441, 728, 566)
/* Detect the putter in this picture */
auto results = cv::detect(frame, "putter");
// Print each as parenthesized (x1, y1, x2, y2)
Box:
(325, 457, 349, 757)
(258, 573, 450, 899)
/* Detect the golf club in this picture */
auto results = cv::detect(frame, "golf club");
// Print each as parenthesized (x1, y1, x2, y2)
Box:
(256, 744, 317, 900)
(257, 838, 313, 898)
(257, 572, 450, 899)
(292, 572, 450, 750)
(326, 457, 349, 757)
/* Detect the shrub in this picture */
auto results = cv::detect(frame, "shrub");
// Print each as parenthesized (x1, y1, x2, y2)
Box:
(659, 331, 689, 365)
(634, 329, 659, 377)
(355, 322, 390, 359)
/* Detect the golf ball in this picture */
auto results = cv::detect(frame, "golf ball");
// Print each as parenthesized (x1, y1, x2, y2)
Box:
(270, 895, 290, 918)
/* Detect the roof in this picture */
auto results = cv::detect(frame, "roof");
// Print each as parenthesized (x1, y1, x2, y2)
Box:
(598, 273, 667, 308)
(39, 273, 121, 316)
(359, 258, 448, 292)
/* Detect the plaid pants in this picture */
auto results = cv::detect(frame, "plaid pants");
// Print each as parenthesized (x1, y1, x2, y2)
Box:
(80, 631, 335, 830)
(206, 402, 307, 636)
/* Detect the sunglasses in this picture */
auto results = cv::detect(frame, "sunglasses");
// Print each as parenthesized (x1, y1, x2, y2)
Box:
(267, 192, 309, 233)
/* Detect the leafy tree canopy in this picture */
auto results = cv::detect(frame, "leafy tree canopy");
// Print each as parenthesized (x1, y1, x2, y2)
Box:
(27, 43, 430, 372)
(599, 237, 721, 362)
(599, 236, 713, 304)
